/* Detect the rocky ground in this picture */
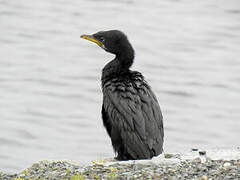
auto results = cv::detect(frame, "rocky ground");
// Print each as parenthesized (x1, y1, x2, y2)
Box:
(0, 148, 239, 180)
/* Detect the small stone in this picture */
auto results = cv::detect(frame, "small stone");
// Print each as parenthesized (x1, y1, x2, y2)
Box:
(200, 175, 207, 180)
(199, 151, 206, 156)
(164, 153, 175, 158)
(193, 157, 201, 163)
(205, 157, 212, 162)
(223, 162, 231, 167)
(191, 148, 199, 151)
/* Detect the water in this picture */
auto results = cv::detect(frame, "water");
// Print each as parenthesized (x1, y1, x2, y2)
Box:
(1, 0, 240, 173)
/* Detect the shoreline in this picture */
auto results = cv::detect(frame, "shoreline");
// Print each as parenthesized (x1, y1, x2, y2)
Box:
(1, 148, 239, 180)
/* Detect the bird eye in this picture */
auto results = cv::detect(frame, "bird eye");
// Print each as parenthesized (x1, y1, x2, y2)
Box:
(99, 37, 105, 42)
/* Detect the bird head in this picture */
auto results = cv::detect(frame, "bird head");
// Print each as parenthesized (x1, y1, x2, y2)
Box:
(81, 30, 131, 55)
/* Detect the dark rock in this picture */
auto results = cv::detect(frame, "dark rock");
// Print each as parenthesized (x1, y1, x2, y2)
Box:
(199, 151, 206, 156)
(191, 148, 199, 151)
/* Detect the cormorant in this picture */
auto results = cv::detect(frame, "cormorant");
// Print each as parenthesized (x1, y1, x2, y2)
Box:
(81, 30, 164, 160)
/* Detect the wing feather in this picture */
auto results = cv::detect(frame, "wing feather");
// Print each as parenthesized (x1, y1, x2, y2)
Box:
(102, 72, 164, 158)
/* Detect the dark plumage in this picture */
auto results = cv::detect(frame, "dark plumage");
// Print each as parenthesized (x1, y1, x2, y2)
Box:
(81, 30, 164, 160)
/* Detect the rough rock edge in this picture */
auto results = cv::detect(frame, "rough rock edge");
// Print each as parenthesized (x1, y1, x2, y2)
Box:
(0, 148, 239, 180)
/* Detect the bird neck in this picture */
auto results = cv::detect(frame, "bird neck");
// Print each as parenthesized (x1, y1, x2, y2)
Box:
(102, 45, 134, 83)
(116, 43, 135, 69)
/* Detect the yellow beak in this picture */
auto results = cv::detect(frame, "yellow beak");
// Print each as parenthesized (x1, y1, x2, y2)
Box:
(80, 34, 103, 47)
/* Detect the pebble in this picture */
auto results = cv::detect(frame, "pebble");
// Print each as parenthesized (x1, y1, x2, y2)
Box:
(164, 153, 175, 158)
(200, 175, 207, 180)
(223, 162, 231, 167)
(191, 148, 199, 151)
(0, 157, 239, 180)
(199, 151, 207, 156)
(193, 157, 202, 163)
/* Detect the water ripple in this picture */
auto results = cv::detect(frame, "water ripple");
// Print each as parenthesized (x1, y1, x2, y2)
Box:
(0, 138, 23, 147)
(0, 0, 240, 173)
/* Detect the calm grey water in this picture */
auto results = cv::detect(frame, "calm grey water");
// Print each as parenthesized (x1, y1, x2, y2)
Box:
(1, 0, 240, 173)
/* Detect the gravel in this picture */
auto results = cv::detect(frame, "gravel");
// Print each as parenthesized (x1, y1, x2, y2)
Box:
(0, 148, 239, 180)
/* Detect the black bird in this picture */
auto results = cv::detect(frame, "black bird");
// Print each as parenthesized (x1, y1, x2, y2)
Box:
(81, 30, 164, 160)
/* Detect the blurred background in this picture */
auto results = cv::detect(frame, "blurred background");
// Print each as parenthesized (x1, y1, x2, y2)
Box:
(0, 0, 240, 173)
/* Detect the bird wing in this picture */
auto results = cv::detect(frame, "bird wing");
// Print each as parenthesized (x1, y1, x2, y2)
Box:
(102, 75, 164, 158)
(138, 84, 164, 154)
